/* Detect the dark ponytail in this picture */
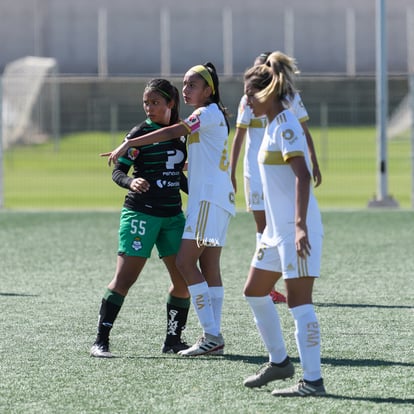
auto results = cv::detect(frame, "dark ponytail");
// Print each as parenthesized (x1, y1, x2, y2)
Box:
(144, 78, 180, 125)
(203, 62, 230, 135)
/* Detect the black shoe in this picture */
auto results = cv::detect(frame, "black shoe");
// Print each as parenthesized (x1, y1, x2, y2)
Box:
(162, 340, 190, 354)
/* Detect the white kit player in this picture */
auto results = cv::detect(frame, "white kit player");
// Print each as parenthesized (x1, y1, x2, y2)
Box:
(242, 51, 326, 397)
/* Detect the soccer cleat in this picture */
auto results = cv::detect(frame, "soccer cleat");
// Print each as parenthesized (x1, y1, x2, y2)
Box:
(269, 289, 286, 304)
(162, 340, 190, 354)
(243, 360, 294, 388)
(178, 333, 224, 356)
(271, 379, 326, 397)
(90, 341, 113, 358)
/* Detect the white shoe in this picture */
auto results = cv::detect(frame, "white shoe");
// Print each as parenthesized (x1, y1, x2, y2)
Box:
(178, 333, 224, 356)
(90, 342, 113, 358)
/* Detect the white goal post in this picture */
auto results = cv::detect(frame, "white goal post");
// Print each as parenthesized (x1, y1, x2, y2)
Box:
(2, 56, 59, 150)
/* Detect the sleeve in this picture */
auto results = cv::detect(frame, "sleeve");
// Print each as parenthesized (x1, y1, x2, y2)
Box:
(112, 161, 133, 190)
(180, 171, 188, 194)
(279, 122, 306, 162)
(235, 95, 252, 128)
(181, 108, 202, 133)
(289, 93, 309, 123)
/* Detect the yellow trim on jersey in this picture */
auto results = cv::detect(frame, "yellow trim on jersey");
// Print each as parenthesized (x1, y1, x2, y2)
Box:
(195, 201, 210, 246)
(235, 123, 248, 129)
(259, 150, 286, 165)
(249, 118, 267, 128)
(284, 151, 304, 161)
(180, 120, 192, 133)
(298, 115, 309, 123)
(297, 255, 309, 277)
(188, 132, 200, 144)
(190, 65, 215, 95)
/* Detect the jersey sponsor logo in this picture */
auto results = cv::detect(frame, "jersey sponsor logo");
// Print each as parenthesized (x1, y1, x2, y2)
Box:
(156, 179, 180, 188)
(166, 149, 185, 169)
(127, 147, 140, 160)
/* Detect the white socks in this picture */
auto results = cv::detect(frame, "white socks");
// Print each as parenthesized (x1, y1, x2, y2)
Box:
(188, 282, 220, 336)
(209, 286, 224, 332)
(245, 295, 288, 364)
(290, 304, 322, 382)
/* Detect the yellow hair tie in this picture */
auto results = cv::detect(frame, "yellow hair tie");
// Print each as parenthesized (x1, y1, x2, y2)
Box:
(190, 65, 215, 95)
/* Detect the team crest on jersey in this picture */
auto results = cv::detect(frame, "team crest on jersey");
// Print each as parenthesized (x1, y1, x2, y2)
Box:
(282, 129, 295, 141)
(127, 147, 140, 160)
(132, 237, 142, 251)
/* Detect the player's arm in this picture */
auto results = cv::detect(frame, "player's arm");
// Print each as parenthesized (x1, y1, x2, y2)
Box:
(229, 126, 247, 193)
(101, 123, 188, 166)
(112, 160, 133, 189)
(289, 155, 311, 258)
(301, 121, 322, 187)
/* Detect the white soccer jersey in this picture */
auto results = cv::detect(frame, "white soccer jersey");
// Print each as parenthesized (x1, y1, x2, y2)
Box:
(288, 92, 309, 123)
(181, 103, 236, 216)
(258, 109, 323, 246)
(236, 92, 309, 180)
(236, 95, 267, 180)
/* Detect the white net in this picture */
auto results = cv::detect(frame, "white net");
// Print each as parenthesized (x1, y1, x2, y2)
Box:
(388, 93, 411, 139)
(2, 56, 58, 149)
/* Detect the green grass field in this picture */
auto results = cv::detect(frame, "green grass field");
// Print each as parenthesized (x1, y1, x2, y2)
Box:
(2, 127, 412, 210)
(1, 210, 413, 413)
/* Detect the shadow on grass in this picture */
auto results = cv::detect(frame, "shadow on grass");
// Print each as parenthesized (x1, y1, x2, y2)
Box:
(125, 354, 413, 369)
(322, 356, 413, 368)
(0, 292, 38, 297)
(322, 394, 414, 405)
(315, 302, 413, 309)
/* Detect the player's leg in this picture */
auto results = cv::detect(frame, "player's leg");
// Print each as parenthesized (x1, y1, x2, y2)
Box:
(90, 209, 157, 357)
(243, 246, 294, 387)
(161, 254, 191, 353)
(271, 234, 325, 396)
(156, 213, 191, 353)
(176, 202, 230, 356)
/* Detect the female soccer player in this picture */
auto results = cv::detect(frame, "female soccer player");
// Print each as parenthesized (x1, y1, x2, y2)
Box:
(230, 51, 322, 304)
(91, 78, 190, 357)
(102, 62, 235, 356)
(241, 52, 326, 396)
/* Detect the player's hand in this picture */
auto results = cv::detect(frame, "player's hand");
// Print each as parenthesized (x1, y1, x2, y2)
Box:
(100, 140, 129, 166)
(295, 225, 311, 258)
(130, 178, 150, 194)
(312, 164, 322, 187)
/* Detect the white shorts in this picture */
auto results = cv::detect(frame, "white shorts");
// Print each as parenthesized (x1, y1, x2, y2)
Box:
(182, 200, 231, 247)
(244, 176, 264, 211)
(251, 233, 323, 279)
